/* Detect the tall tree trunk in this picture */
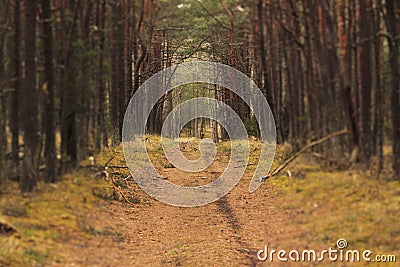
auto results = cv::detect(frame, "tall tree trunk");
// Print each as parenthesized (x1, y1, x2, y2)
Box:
(133, 0, 148, 98)
(302, 0, 318, 140)
(257, 0, 281, 143)
(78, 0, 94, 162)
(0, 0, 7, 188)
(110, 1, 121, 145)
(60, 0, 80, 169)
(358, 0, 373, 160)
(42, 0, 56, 183)
(373, 0, 383, 175)
(10, 0, 21, 178)
(96, 0, 108, 151)
(21, 0, 38, 192)
(118, 2, 127, 141)
(385, 0, 400, 177)
(0, 81, 5, 189)
(126, 0, 134, 102)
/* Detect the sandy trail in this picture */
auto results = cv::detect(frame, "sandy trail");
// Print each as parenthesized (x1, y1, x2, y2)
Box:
(54, 164, 307, 267)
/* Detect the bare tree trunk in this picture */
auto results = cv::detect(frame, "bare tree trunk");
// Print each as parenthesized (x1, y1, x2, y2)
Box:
(21, 0, 39, 192)
(384, 0, 400, 177)
(10, 0, 21, 178)
(126, 0, 134, 103)
(118, 2, 126, 141)
(110, 1, 121, 145)
(302, 0, 318, 140)
(133, 0, 147, 100)
(96, 0, 108, 151)
(60, 0, 80, 169)
(358, 0, 373, 160)
(373, 0, 383, 175)
(77, 0, 94, 162)
(42, 0, 56, 183)
(257, 0, 281, 143)
(0, 84, 5, 189)
(0, 0, 7, 188)
(213, 83, 219, 143)
(345, 87, 361, 163)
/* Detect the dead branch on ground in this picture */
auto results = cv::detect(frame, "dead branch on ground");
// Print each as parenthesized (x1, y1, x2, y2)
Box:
(110, 175, 133, 204)
(265, 129, 349, 180)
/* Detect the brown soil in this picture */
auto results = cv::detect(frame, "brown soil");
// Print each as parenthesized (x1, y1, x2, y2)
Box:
(48, 167, 308, 267)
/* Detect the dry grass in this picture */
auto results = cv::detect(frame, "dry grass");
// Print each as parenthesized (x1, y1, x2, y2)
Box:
(0, 161, 114, 266)
(270, 153, 400, 266)
(0, 137, 399, 266)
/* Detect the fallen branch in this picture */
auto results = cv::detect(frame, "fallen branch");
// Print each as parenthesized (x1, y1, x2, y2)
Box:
(108, 165, 129, 169)
(0, 221, 17, 236)
(104, 156, 115, 168)
(234, 163, 255, 168)
(110, 176, 132, 204)
(266, 129, 349, 179)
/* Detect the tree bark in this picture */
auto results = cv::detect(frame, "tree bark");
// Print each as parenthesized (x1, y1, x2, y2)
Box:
(373, 0, 383, 174)
(60, 0, 80, 168)
(21, 0, 39, 192)
(358, 0, 373, 160)
(384, 0, 400, 177)
(42, 0, 56, 183)
(257, 0, 281, 143)
(110, 1, 122, 145)
(10, 0, 21, 177)
(0, 0, 7, 187)
(96, 0, 108, 151)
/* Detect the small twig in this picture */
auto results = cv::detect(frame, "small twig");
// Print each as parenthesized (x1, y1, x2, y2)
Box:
(124, 175, 132, 181)
(234, 163, 255, 168)
(108, 165, 129, 169)
(104, 156, 115, 168)
(108, 171, 125, 176)
(110, 176, 132, 204)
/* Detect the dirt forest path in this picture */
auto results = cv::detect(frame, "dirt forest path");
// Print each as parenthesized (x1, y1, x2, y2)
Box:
(54, 161, 309, 267)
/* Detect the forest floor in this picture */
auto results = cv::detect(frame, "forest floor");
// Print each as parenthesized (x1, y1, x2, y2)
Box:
(0, 137, 399, 266)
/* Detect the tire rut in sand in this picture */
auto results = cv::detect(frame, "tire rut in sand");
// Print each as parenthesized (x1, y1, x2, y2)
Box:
(216, 196, 259, 267)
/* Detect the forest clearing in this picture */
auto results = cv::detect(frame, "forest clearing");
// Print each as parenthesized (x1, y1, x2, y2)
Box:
(0, 0, 400, 266)
(1, 138, 399, 266)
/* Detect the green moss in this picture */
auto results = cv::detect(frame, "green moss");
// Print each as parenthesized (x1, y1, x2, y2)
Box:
(271, 155, 400, 263)
(0, 168, 102, 265)
(24, 247, 48, 264)
(2, 199, 28, 217)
